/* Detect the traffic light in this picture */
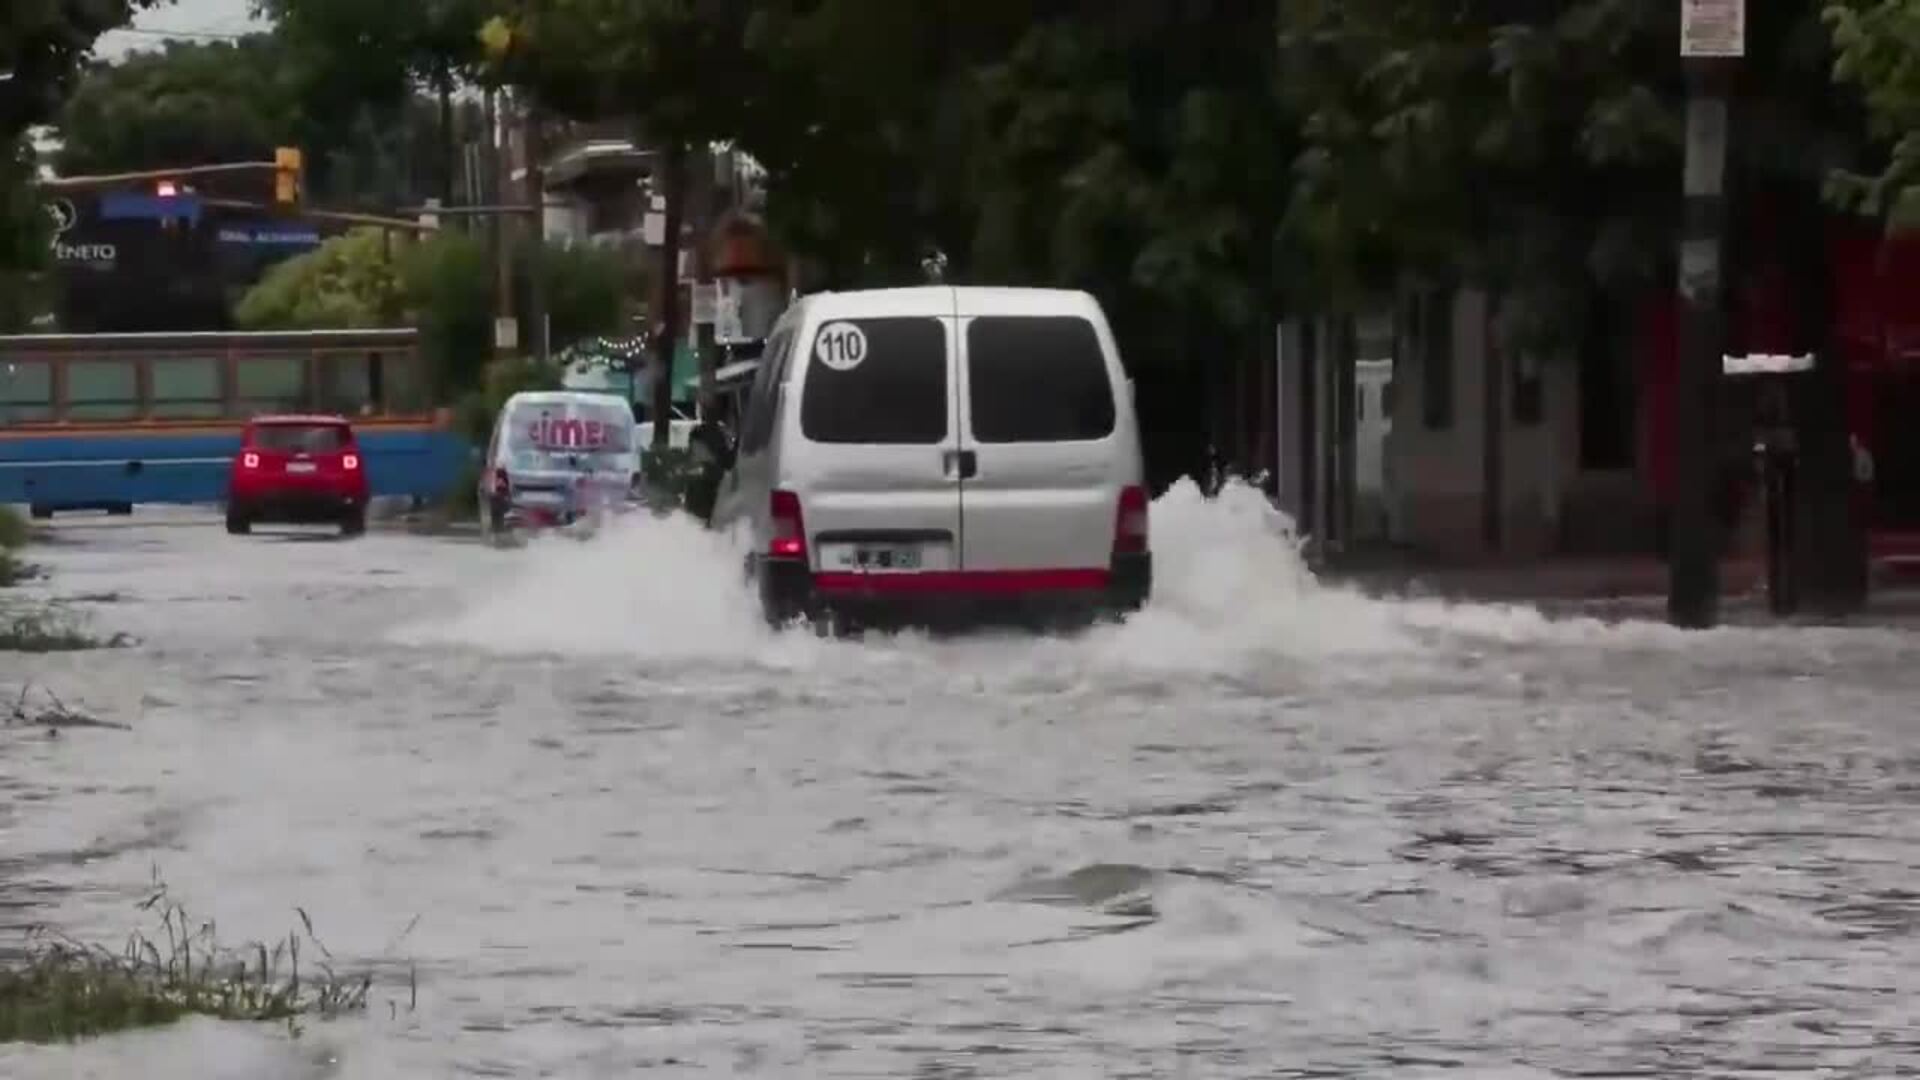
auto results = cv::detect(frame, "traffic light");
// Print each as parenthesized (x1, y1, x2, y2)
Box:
(273, 146, 304, 207)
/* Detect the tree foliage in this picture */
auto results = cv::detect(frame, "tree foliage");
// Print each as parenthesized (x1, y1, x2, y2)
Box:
(53, 36, 302, 176)
(255, 0, 506, 202)
(481, 0, 764, 147)
(1826, 0, 1920, 224)
(0, 0, 167, 139)
(54, 36, 475, 209)
(1, 0, 166, 295)
(234, 227, 404, 330)
(235, 227, 625, 394)
(254, 0, 500, 106)
(0, 138, 51, 331)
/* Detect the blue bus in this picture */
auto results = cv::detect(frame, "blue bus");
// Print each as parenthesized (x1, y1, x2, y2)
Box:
(0, 329, 467, 517)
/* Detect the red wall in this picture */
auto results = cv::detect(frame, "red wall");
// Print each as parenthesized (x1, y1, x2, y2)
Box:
(1637, 216, 1917, 509)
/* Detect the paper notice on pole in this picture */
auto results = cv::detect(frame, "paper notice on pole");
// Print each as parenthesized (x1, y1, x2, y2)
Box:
(690, 282, 717, 325)
(1681, 0, 1744, 57)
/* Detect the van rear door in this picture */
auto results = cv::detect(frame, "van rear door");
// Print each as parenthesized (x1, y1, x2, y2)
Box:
(788, 312, 962, 576)
(954, 293, 1134, 578)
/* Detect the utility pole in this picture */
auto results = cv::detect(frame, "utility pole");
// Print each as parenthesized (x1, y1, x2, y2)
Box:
(692, 144, 719, 421)
(1669, 0, 1742, 629)
(649, 142, 688, 452)
(485, 86, 514, 364)
(522, 98, 550, 365)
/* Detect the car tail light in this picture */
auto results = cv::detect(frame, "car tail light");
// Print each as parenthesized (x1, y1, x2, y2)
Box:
(1113, 484, 1149, 555)
(342, 453, 360, 470)
(492, 468, 510, 496)
(241, 452, 259, 469)
(769, 489, 806, 559)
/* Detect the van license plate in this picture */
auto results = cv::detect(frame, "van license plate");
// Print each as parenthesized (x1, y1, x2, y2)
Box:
(286, 462, 316, 473)
(836, 545, 922, 572)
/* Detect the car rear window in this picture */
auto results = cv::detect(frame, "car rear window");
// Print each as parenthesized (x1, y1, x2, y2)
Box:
(799, 317, 948, 444)
(965, 315, 1117, 443)
(250, 423, 350, 452)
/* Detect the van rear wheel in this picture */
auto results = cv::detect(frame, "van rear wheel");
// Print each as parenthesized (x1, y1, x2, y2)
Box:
(340, 508, 367, 537)
(225, 509, 250, 535)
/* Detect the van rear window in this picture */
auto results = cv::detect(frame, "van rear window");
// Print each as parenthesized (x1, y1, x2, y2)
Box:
(799, 317, 948, 444)
(250, 423, 349, 452)
(505, 402, 634, 452)
(965, 316, 1116, 443)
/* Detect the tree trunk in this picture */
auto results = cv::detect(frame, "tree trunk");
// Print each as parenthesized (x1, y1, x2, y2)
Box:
(651, 143, 689, 452)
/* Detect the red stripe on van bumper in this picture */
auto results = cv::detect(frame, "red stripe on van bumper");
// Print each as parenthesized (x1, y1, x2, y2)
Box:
(811, 568, 1111, 595)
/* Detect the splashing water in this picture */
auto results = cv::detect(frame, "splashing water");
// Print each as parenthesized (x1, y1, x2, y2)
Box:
(392, 508, 777, 661)
(393, 479, 1412, 663)
(391, 477, 1864, 677)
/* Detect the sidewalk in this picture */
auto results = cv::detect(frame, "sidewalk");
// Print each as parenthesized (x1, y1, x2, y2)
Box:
(1323, 553, 1763, 603)
(1320, 548, 1920, 623)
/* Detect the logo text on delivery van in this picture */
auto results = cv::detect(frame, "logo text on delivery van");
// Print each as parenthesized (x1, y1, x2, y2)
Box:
(526, 413, 623, 449)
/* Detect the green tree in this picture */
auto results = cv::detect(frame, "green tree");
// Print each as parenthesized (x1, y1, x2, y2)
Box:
(0, 139, 51, 331)
(257, 0, 504, 203)
(1, 0, 166, 316)
(1826, 0, 1920, 225)
(233, 227, 404, 329)
(1, 0, 168, 140)
(55, 33, 476, 208)
(235, 226, 624, 395)
(52, 36, 301, 176)
(1275, 1, 1686, 336)
(396, 229, 492, 392)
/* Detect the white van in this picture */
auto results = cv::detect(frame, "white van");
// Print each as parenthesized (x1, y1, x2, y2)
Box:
(481, 390, 639, 536)
(710, 286, 1151, 629)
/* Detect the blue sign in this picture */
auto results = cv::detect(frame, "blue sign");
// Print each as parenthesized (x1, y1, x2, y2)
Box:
(99, 192, 201, 225)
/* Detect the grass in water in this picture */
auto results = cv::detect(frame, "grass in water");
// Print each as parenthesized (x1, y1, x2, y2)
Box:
(0, 609, 130, 652)
(0, 506, 27, 552)
(0, 882, 405, 1043)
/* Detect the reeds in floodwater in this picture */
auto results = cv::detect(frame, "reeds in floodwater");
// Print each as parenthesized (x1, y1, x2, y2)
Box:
(0, 884, 403, 1043)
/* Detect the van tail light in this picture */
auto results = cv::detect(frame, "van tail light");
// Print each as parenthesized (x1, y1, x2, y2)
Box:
(769, 489, 807, 560)
(241, 452, 259, 469)
(1113, 484, 1149, 555)
(342, 453, 360, 471)
(492, 468, 510, 496)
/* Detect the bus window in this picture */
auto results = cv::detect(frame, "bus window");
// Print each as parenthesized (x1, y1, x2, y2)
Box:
(151, 356, 223, 419)
(368, 352, 385, 413)
(66, 358, 140, 420)
(235, 354, 307, 415)
(318, 353, 372, 415)
(0, 360, 53, 422)
(381, 352, 427, 414)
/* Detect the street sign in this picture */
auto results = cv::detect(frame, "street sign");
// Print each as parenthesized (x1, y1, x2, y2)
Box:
(713, 289, 746, 344)
(689, 282, 717, 325)
(1681, 0, 1744, 58)
(1723, 352, 1814, 376)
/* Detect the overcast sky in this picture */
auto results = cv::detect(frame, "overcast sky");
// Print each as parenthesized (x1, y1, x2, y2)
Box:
(96, 0, 267, 60)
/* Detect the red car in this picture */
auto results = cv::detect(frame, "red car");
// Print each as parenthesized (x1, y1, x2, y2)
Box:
(225, 414, 370, 537)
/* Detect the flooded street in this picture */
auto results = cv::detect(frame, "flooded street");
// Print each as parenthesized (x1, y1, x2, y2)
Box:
(4, 484, 1920, 1078)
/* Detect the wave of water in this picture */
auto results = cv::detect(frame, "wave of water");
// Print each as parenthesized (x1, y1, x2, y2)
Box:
(390, 480, 1401, 662)
(405, 477, 1879, 659)
(392, 477, 1897, 681)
